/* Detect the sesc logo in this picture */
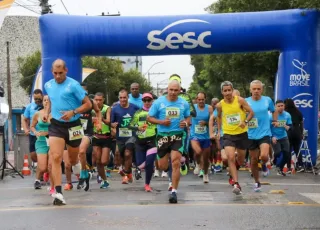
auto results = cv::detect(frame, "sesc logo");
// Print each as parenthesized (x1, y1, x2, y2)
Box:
(292, 93, 313, 108)
(147, 19, 212, 50)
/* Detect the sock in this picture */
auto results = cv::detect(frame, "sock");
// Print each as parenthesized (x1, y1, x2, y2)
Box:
(172, 189, 177, 193)
(55, 186, 62, 194)
(35, 179, 40, 182)
(145, 154, 156, 185)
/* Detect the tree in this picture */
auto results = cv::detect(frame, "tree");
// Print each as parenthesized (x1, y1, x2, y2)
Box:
(17, 52, 152, 104)
(189, 0, 320, 100)
(17, 50, 41, 94)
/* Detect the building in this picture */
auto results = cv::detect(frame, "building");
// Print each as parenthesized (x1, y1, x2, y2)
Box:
(109, 56, 143, 73)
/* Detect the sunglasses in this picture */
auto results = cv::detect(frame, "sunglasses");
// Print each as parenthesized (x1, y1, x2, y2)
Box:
(34, 98, 42, 102)
(143, 99, 152, 102)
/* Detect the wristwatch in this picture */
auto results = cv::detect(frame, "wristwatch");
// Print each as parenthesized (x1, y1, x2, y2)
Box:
(73, 110, 78, 115)
(244, 120, 248, 124)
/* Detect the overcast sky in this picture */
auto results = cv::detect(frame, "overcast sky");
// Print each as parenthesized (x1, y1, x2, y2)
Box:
(8, 0, 215, 89)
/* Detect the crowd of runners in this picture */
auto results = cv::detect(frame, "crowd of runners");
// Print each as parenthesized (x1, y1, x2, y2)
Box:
(22, 59, 305, 205)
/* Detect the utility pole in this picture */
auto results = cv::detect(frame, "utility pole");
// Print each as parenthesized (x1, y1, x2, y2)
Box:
(6, 42, 13, 151)
(135, 56, 139, 70)
(39, 0, 52, 15)
(148, 72, 165, 84)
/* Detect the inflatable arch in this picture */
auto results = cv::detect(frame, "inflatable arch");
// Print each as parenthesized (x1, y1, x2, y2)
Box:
(39, 9, 320, 164)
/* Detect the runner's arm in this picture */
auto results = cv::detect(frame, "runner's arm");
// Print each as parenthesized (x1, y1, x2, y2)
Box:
(216, 103, 222, 134)
(30, 112, 39, 135)
(209, 113, 215, 136)
(92, 100, 102, 125)
(186, 94, 197, 117)
(147, 116, 165, 125)
(74, 96, 92, 114)
(103, 107, 111, 125)
(128, 112, 139, 131)
(239, 97, 254, 121)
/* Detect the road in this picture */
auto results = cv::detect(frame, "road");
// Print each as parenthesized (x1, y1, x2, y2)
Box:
(0, 169, 320, 230)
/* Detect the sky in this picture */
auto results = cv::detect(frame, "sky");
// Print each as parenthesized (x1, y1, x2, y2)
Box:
(8, 0, 215, 89)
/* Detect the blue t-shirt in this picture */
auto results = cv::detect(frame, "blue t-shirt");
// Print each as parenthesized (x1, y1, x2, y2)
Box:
(270, 111, 292, 139)
(129, 93, 143, 109)
(23, 102, 41, 135)
(213, 109, 223, 136)
(44, 77, 86, 122)
(111, 103, 140, 141)
(148, 96, 190, 133)
(190, 104, 210, 139)
(245, 96, 275, 140)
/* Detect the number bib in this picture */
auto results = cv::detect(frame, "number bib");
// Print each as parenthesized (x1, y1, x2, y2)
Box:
(68, 125, 84, 141)
(248, 118, 258, 128)
(136, 130, 146, 137)
(119, 128, 132, 137)
(278, 120, 286, 127)
(80, 119, 88, 131)
(166, 107, 180, 119)
(226, 113, 240, 125)
(195, 125, 207, 134)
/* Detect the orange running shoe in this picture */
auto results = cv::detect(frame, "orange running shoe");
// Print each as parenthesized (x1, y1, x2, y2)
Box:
(64, 183, 73, 190)
(144, 184, 152, 192)
(122, 176, 129, 184)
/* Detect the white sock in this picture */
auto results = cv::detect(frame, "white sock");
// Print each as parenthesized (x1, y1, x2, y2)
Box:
(35, 179, 40, 182)
(172, 189, 177, 193)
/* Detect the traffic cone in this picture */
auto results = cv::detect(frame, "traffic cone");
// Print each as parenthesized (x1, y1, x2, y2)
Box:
(291, 160, 296, 174)
(283, 164, 288, 173)
(22, 154, 31, 176)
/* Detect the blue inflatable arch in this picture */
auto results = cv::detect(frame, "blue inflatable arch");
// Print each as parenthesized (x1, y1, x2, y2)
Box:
(39, 9, 320, 164)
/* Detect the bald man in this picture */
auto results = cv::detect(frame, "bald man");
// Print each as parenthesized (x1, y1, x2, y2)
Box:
(148, 80, 191, 204)
(44, 59, 93, 205)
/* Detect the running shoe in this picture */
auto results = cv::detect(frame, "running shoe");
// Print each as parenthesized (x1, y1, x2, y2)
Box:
(52, 193, 66, 206)
(122, 176, 129, 184)
(135, 168, 142, 180)
(203, 174, 209, 183)
(100, 180, 110, 189)
(64, 183, 73, 191)
(161, 171, 168, 178)
(277, 169, 286, 176)
(169, 191, 178, 204)
(154, 169, 160, 177)
(145, 184, 152, 192)
(229, 176, 235, 186)
(198, 169, 204, 178)
(193, 164, 200, 175)
(232, 183, 242, 195)
(180, 164, 188, 176)
(43, 172, 49, 183)
(34, 180, 41, 190)
(253, 182, 262, 192)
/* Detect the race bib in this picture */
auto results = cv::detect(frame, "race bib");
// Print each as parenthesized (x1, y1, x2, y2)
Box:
(68, 125, 84, 141)
(248, 118, 258, 128)
(278, 120, 286, 127)
(80, 119, 88, 130)
(136, 130, 146, 137)
(45, 137, 49, 147)
(119, 128, 132, 137)
(166, 107, 180, 119)
(195, 125, 207, 134)
(226, 113, 240, 125)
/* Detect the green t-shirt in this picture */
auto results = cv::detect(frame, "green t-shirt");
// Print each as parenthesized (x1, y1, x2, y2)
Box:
(129, 109, 157, 139)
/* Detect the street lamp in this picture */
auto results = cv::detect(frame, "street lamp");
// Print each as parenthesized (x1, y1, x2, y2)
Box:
(144, 61, 164, 84)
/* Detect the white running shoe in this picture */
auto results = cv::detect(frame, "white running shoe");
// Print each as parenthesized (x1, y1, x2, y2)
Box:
(161, 171, 168, 178)
(194, 164, 200, 175)
(154, 169, 160, 177)
(203, 174, 209, 183)
(52, 193, 66, 205)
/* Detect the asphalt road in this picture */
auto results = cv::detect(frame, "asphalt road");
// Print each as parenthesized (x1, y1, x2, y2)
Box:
(0, 169, 320, 230)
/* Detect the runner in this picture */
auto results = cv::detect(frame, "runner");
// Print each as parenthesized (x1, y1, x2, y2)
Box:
(270, 100, 292, 176)
(216, 81, 254, 195)
(128, 93, 157, 192)
(129, 82, 143, 108)
(111, 89, 139, 184)
(148, 79, 190, 203)
(77, 87, 102, 191)
(91, 92, 111, 189)
(190, 92, 213, 183)
(22, 89, 43, 177)
(44, 59, 92, 205)
(30, 95, 52, 190)
(245, 80, 278, 192)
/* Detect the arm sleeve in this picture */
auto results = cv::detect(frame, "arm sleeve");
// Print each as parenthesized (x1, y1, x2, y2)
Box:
(184, 102, 191, 117)
(128, 111, 139, 131)
(268, 97, 275, 113)
(73, 82, 86, 102)
(23, 105, 30, 119)
(148, 101, 158, 117)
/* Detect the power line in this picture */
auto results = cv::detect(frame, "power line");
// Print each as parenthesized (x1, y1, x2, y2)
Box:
(60, 0, 70, 15)
(14, 1, 41, 14)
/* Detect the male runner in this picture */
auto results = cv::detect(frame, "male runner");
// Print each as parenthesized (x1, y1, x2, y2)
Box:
(111, 89, 139, 184)
(216, 81, 254, 195)
(148, 80, 190, 203)
(129, 93, 157, 191)
(22, 89, 43, 184)
(44, 59, 92, 205)
(245, 80, 278, 192)
(77, 85, 102, 191)
(92, 92, 112, 189)
(129, 82, 143, 108)
(270, 100, 292, 176)
(190, 92, 213, 183)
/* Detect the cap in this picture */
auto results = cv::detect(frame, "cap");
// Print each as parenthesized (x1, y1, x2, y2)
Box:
(169, 74, 181, 84)
(142, 93, 153, 99)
